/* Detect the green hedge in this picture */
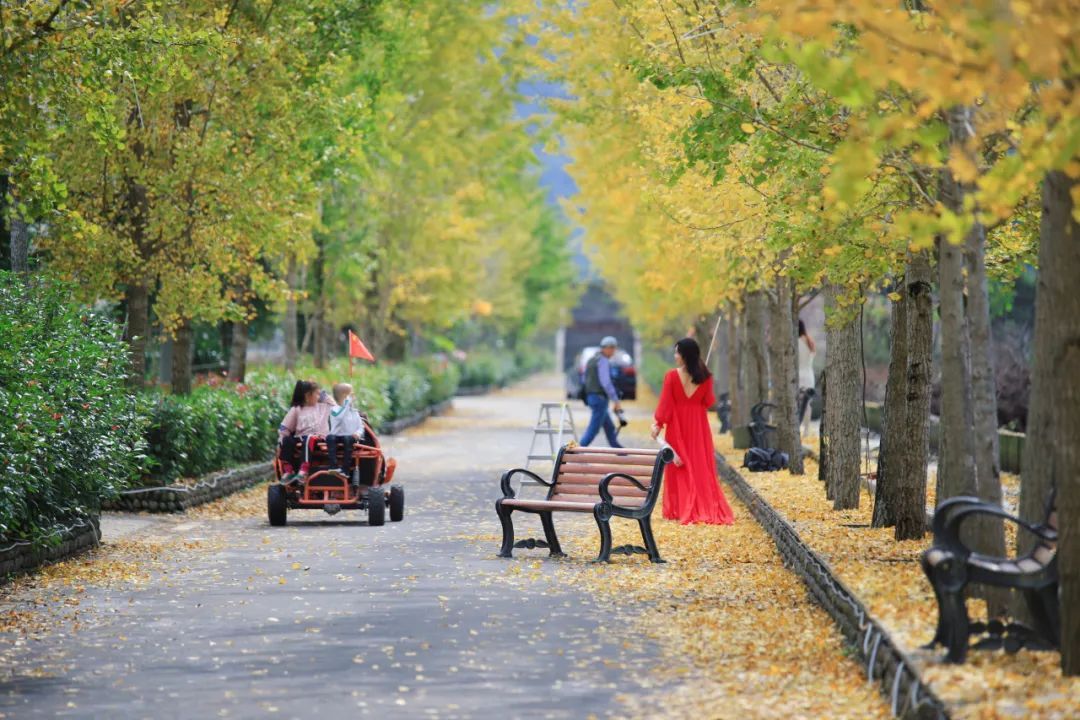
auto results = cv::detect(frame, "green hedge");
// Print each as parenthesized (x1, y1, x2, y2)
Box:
(457, 347, 543, 388)
(141, 382, 283, 485)
(0, 273, 146, 544)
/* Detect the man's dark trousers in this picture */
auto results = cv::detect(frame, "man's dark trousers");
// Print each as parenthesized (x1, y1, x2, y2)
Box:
(580, 393, 622, 447)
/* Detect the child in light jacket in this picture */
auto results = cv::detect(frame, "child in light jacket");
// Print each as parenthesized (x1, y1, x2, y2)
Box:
(327, 383, 368, 481)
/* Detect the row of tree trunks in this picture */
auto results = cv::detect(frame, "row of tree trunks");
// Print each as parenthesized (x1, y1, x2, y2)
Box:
(768, 277, 804, 474)
(823, 284, 861, 509)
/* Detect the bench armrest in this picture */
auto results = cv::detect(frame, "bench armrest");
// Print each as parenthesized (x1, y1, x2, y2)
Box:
(499, 468, 552, 498)
(931, 495, 985, 539)
(940, 504, 1057, 557)
(599, 472, 650, 509)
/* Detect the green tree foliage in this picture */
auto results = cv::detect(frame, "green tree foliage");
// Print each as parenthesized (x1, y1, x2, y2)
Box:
(3, 1, 576, 387)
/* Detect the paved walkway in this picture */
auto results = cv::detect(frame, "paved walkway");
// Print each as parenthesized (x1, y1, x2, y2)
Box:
(0, 376, 665, 719)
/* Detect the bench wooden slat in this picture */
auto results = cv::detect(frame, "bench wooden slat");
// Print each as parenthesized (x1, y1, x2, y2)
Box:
(558, 463, 655, 477)
(559, 454, 657, 467)
(550, 493, 645, 507)
(554, 484, 647, 498)
(556, 472, 650, 485)
(563, 447, 658, 457)
(501, 498, 596, 513)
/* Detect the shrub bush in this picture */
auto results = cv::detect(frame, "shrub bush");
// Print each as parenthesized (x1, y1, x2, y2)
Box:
(458, 350, 518, 388)
(0, 273, 146, 545)
(141, 382, 283, 485)
(415, 357, 460, 406)
(387, 364, 431, 419)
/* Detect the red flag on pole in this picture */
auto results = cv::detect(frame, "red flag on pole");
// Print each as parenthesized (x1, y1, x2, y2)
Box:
(348, 330, 375, 362)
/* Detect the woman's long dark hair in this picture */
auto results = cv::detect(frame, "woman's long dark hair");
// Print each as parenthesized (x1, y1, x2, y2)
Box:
(675, 338, 711, 384)
(289, 380, 316, 408)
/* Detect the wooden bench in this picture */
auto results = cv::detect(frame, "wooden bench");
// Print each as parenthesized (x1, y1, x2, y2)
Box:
(921, 491, 1058, 663)
(495, 445, 675, 563)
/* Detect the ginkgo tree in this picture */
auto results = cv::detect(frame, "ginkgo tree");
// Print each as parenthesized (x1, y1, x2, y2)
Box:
(530, 0, 1079, 671)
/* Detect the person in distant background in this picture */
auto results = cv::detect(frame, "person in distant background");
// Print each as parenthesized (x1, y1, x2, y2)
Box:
(579, 336, 624, 448)
(797, 319, 817, 437)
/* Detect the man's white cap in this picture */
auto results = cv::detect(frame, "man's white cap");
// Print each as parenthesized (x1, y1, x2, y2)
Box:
(600, 336, 618, 348)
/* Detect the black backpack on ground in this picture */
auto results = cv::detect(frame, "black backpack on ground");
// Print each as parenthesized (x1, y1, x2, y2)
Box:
(743, 446, 789, 472)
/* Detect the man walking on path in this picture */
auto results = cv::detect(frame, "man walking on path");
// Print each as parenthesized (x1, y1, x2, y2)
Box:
(580, 336, 624, 448)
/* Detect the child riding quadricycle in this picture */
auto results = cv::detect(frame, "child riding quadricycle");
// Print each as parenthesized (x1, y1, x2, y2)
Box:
(269, 381, 401, 526)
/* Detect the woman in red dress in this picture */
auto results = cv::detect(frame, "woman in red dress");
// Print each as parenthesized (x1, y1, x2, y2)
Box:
(650, 338, 735, 525)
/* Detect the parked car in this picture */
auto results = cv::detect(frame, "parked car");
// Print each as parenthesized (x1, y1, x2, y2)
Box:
(565, 346, 637, 401)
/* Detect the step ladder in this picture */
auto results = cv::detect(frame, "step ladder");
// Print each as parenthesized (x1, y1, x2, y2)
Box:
(524, 402, 578, 478)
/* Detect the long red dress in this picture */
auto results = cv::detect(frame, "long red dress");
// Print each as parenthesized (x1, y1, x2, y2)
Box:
(654, 369, 735, 525)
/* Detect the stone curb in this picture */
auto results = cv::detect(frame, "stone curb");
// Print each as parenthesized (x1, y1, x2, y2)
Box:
(104, 461, 273, 513)
(716, 453, 949, 720)
(379, 399, 454, 435)
(454, 384, 495, 397)
(0, 516, 101, 581)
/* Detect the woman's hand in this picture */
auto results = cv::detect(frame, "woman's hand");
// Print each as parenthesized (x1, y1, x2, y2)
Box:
(650, 422, 661, 441)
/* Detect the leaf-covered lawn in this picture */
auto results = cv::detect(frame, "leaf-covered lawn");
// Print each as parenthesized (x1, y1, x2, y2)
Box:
(715, 434, 1080, 719)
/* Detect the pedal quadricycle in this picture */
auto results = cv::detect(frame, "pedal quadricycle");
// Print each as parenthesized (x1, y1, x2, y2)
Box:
(269, 420, 401, 526)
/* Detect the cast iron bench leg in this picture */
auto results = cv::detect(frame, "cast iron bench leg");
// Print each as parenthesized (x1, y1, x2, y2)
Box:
(593, 505, 613, 563)
(639, 517, 664, 564)
(496, 500, 515, 558)
(540, 511, 565, 558)
(920, 556, 949, 648)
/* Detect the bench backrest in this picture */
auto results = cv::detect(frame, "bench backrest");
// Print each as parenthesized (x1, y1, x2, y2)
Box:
(548, 446, 668, 509)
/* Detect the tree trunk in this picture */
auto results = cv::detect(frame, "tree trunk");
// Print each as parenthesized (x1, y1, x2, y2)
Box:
(894, 251, 933, 540)
(966, 220, 1008, 614)
(170, 322, 194, 395)
(824, 285, 861, 509)
(9, 213, 29, 273)
(1021, 170, 1080, 672)
(228, 321, 248, 382)
(124, 282, 151, 388)
(312, 313, 328, 369)
(0, 173, 10, 271)
(729, 305, 746, 426)
(818, 371, 829, 490)
(1038, 169, 1080, 676)
(937, 230, 976, 502)
(715, 311, 730, 397)
(744, 289, 770, 410)
(769, 278, 803, 474)
(284, 259, 298, 372)
(323, 318, 338, 362)
(937, 108, 1007, 616)
(874, 278, 909, 528)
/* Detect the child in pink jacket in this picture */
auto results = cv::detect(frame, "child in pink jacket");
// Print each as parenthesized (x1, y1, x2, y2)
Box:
(278, 380, 336, 480)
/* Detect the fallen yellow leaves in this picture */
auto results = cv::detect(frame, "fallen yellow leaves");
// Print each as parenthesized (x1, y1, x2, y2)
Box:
(487, 465, 891, 718)
(714, 433, 1080, 719)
